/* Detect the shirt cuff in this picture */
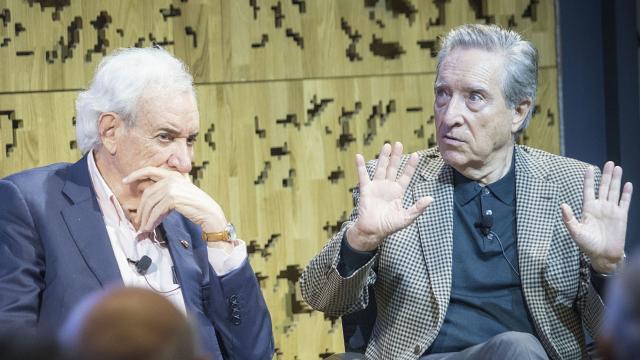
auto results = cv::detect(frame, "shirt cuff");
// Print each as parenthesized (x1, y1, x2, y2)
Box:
(206, 239, 248, 276)
(337, 232, 376, 277)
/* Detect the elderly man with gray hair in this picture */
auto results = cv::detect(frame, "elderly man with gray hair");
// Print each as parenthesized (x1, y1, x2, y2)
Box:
(0, 47, 274, 359)
(301, 24, 633, 360)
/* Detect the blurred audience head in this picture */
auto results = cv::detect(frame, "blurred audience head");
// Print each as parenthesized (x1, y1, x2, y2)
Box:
(60, 286, 203, 360)
(600, 259, 640, 360)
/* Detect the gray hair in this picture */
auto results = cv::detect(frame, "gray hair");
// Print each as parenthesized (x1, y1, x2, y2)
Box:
(75, 47, 196, 154)
(436, 24, 538, 133)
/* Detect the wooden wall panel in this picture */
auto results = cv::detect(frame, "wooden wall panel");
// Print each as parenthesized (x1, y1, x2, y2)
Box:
(518, 68, 560, 154)
(1, 0, 556, 91)
(0, 1, 559, 358)
(0, 91, 79, 172)
(0, 0, 224, 92)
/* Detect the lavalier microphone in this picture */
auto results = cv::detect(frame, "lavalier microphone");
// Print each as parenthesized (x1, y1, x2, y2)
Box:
(127, 255, 152, 275)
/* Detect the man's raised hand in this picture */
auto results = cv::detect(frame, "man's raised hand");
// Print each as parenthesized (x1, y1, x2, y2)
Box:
(561, 161, 633, 273)
(346, 142, 433, 252)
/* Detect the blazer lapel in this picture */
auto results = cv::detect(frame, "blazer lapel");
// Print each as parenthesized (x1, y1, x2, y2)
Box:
(161, 212, 202, 314)
(412, 154, 455, 319)
(514, 147, 558, 330)
(61, 155, 122, 286)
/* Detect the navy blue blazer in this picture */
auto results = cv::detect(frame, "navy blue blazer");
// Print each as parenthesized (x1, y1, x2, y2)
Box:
(0, 156, 274, 359)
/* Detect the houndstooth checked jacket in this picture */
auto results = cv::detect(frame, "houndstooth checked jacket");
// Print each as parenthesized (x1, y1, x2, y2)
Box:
(300, 145, 604, 360)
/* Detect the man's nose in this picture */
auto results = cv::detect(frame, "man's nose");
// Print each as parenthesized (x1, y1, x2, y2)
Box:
(167, 141, 193, 173)
(441, 94, 465, 127)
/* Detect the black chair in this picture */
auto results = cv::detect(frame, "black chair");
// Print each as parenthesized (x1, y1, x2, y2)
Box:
(341, 287, 377, 353)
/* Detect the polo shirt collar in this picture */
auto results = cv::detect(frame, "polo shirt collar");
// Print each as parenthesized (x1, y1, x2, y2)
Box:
(453, 150, 516, 205)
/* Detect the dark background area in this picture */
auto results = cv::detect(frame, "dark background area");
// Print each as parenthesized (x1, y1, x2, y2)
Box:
(557, 0, 640, 254)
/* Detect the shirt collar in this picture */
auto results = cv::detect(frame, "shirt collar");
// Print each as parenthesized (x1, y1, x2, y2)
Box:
(453, 170, 483, 205)
(87, 150, 129, 226)
(88, 151, 158, 240)
(453, 150, 516, 206)
(486, 157, 516, 205)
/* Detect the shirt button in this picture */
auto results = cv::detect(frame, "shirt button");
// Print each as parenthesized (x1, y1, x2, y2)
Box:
(414, 344, 422, 355)
(482, 188, 490, 195)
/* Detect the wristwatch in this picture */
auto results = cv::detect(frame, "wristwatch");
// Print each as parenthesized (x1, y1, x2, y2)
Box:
(202, 223, 237, 242)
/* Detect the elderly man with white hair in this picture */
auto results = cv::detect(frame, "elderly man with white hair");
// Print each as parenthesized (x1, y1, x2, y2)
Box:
(0, 47, 274, 360)
(301, 24, 633, 360)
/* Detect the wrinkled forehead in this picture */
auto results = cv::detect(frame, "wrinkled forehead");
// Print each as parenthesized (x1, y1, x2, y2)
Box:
(135, 91, 200, 132)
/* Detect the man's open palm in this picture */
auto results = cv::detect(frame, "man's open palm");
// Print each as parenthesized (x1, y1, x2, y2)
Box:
(561, 161, 633, 273)
(347, 142, 433, 251)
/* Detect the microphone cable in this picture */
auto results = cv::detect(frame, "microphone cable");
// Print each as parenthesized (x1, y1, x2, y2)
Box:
(127, 256, 181, 294)
(477, 209, 520, 278)
(485, 230, 520, 278)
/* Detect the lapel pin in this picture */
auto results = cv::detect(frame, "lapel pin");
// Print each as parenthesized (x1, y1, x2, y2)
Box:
(180, 240, 190, 249)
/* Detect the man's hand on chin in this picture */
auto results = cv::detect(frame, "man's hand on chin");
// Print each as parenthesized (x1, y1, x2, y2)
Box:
(122, 167, 234, 250)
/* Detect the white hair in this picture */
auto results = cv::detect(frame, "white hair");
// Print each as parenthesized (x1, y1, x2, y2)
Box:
(75, 47, 196, 154)
(437, 24, 538, 133)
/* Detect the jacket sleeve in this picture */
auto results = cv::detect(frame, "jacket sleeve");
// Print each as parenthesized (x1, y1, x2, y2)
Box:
(299, 160, 379, 318)
(577, 253, 605, 337)
(0, 179, 45, 334)
(575, 167, 605, 337)
(206, 257, 275, 360)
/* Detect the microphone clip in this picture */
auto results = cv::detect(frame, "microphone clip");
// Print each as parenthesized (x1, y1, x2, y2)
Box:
(127, 255, 152, 275)
(477, 209, 493, 236)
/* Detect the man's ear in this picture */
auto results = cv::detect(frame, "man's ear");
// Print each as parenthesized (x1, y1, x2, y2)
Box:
(511, 98, 532, 134)
(97, 112, 122, 155)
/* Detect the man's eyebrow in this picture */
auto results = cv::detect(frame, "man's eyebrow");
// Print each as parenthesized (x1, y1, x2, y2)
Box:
(464, 85, 490, 94)
(156, 128, 200, 139)
(156, 127, 181, 135)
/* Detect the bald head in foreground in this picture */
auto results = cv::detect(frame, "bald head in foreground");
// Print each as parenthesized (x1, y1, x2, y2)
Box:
(61, 287, 203, 360)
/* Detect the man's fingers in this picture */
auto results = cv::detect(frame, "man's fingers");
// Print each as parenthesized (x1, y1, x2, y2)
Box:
(138, 194, 160, 233)
(607, 165, 623, 203)
(373, 143, 392, 180)
(136, 179, 166, 214)
(560, 203, 580, 238)
(620, 182, 634, 211)
(582, 167, 595, 203)
(405, 196, 433, 221)
(355, 154, 371, 187)
(142, 198, 171, 233)
(598, 161, 614, 200)
(136, 181, 167, 231)
(123, 166, 176, 184)
(398, 153, 419, 191)
(385, 142, 403, 181)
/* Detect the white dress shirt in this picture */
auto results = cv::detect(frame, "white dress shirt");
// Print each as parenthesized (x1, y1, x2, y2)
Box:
(87, 151, 247, 313)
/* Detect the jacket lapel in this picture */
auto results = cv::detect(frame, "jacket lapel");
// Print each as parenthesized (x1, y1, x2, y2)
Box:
(161, 213, 202, 314)
(61, 155, 122, 286)
(412, 153, 455, 319)
(514, 147, 558, 331)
